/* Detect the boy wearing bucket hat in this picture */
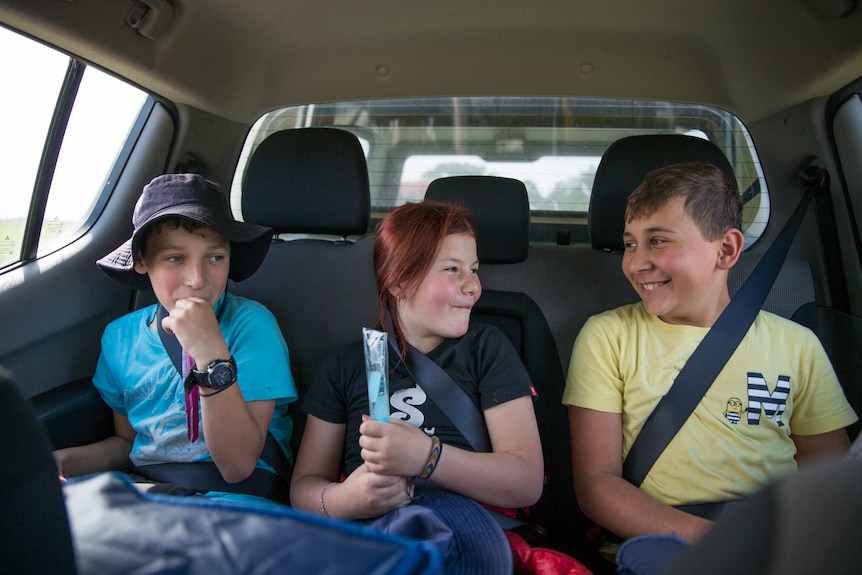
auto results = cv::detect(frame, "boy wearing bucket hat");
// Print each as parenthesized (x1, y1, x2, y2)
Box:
(53, 173, 297, 505)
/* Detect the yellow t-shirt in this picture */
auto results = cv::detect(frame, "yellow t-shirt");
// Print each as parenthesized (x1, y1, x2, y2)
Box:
(563, 303, 858, 505)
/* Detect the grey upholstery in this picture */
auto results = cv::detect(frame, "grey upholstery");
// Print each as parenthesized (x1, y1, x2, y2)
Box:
(425, 176, 586, 553)
(663, 457, 862, 575)
(425, 175, 529, 263)
(232, 128, 378, 450)
(31, 378, 114, 450)
(242, 127, 370, 236)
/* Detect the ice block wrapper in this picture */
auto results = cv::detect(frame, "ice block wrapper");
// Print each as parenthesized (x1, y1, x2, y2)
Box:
(362, 327, 389, 423)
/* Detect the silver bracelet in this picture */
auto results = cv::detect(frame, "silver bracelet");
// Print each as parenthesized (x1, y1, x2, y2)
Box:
(319, 481, 338, 517)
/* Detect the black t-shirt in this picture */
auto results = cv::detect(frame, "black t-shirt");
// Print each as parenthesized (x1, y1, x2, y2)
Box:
(302, 323, 535, 475)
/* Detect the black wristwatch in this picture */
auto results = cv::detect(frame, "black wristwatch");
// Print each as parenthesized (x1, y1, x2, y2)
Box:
(184, 356, 237, 394)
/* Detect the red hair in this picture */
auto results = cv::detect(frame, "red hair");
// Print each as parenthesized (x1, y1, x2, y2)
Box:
(373, 201, 476, 355)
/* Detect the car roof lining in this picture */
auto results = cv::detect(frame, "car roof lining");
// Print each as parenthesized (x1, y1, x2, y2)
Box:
(2, 0, 862, 124)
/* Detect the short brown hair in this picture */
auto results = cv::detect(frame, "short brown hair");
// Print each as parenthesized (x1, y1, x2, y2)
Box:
(625, 162, 742, 241)
(138, 216, 208, 257)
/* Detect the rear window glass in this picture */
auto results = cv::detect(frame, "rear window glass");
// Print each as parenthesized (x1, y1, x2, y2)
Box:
(232, 97, 768, 247)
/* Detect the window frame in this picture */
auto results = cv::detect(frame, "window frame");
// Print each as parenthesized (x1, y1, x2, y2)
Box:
(0, 26, 153, 273)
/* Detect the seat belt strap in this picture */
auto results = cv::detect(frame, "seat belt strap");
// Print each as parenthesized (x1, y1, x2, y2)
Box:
(622, 165, 826, 487)
(156, 304, 184, 373)
(387, 335, 492, 453)
(133, 462, 291, 504)
(155, 300, 293, 485)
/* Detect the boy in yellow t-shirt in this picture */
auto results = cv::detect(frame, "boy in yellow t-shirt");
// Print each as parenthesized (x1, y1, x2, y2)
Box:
(563, 162, 857, 544)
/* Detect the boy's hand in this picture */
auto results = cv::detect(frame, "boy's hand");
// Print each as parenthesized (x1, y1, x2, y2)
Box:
(359, 415, 433, 477)
(161, 297, 229, 365)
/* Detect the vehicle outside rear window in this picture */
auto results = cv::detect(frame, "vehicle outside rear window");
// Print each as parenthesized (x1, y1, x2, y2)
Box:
(232, 97, 769, 247)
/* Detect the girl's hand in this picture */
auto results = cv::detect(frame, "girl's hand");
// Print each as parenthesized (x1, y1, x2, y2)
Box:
(335, 464, 414, 519)
(359, 415, 432, 477)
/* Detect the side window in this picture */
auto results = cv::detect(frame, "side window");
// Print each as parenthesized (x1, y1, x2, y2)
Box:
(0, 27, 148, 270)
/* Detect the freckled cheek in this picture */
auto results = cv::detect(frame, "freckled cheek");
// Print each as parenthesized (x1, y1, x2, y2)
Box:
(431, 292, 454, 310)
(421, 292, 454, 314)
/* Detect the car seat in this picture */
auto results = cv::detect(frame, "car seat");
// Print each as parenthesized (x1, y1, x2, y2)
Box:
(231, 127, 378, 450)
(0, 366, 77, 574)
(661, 455, 862, 575)
(588, 134, 818, 328)
(588, 134, 736, 253)
(424, 175, 587, 554)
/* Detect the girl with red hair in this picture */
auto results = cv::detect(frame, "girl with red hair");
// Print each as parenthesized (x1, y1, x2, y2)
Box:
(291, 201, 544, 574)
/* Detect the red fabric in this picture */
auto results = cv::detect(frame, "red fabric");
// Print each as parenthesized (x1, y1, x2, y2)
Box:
(506, 531, 593, 575)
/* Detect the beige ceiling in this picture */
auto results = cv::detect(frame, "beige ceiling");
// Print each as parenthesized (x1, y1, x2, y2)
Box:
(2, 0, 861, 124)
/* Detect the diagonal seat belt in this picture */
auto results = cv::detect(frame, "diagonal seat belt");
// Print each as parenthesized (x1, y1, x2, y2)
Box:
(387, 336, 492, 453)
(622, 164, 828, 487)
(386, 329, 538, 532)
(384, 312, 491, 452)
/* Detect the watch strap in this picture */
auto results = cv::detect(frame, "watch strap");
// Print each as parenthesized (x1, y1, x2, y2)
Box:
(184, 357, 237, 393)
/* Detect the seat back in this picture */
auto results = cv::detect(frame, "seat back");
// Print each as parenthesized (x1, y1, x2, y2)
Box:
(241, 127, 370, 237)
(587, 133, 816, 329)
(424, 175, 581, 547)
(231, 128, 378, 449)
(0, 366, 77, 574)
(664, 456, 862, 575)
(589, 134, 737, 253)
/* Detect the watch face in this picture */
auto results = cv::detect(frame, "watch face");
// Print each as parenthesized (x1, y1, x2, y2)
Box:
(209, 361, 236, 388)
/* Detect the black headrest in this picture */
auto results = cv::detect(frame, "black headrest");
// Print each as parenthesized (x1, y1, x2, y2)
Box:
(424, 175, 529, 264)
(241, 128, 370, 236)
(589, 135, 736, 252)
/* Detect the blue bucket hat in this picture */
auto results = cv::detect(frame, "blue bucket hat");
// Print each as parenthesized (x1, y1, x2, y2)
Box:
(96, 173, 273, 291)
(365, 480, 513, 573)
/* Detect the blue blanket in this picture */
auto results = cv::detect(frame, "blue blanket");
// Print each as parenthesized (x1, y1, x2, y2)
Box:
(63, 472, 441, 575)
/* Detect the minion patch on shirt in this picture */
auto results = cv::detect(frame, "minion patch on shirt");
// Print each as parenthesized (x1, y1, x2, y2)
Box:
(724, 397, 743, 424)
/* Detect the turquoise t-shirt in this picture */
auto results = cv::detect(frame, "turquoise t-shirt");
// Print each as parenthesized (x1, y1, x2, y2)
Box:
(93, 292, 297, 504)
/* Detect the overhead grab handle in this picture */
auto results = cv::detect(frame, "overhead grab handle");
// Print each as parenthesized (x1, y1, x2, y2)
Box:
(126, 0, 174, 40)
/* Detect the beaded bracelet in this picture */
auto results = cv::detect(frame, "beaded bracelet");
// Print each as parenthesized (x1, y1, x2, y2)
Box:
(319, 481, 338, 517)
(418, 435, 442, 479)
